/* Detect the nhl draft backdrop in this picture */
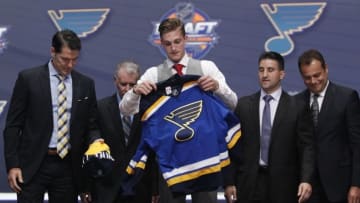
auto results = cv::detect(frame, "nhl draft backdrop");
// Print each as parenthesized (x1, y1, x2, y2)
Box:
(0, 0, 359, 200)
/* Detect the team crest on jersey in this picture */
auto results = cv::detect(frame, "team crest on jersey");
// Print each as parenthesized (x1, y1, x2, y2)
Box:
(0, 27, 8, 54)
(48, 8, 110, 38)
(0, 100, 7, 117)
(164, 100, 203, 142)
(261, 3, 326, 56)
(149, 2, 220, 59)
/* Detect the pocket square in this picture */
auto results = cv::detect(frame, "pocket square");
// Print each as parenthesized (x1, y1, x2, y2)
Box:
(77, 96, 89, 102)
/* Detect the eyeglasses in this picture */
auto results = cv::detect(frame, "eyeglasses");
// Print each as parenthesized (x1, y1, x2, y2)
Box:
(118, 82, 136, 87)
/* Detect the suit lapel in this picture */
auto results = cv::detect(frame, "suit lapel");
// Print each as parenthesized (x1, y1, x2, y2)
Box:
(39, 65, 53, 135)
(271, 92, 289, 142)
(317, 82, 334, 129)
(251, 92, 261, 145)
(127, 114, 141, 146)
(70, 71, 80, 126)
(108, 95, 126, 146)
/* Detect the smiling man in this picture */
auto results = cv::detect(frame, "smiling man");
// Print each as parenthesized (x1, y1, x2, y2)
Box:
(296, 49, 360, 203)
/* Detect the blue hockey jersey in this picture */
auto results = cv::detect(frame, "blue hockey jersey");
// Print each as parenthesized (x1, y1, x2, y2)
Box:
(123, 75, 241, 195)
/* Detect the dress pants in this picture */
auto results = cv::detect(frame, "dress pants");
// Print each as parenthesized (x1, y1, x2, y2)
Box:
(307, 168, 347, 203)
(158, 175, 217, 203)
(249, 166, 270, 203)
(236, 166, 269, 203)
(17, 153, 77, 203)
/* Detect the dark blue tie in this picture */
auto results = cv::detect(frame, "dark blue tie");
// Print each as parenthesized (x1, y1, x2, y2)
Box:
(261, 95, 273, 165)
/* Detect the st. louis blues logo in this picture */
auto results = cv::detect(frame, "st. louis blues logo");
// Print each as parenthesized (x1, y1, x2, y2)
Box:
(261, 3, 326, 56)
(149, 2, 219, 59)
(0, 100, 7, 117)
(0, 27, 8, 54)
(48, 8, 110, 38)
(164, 100, 202, 142)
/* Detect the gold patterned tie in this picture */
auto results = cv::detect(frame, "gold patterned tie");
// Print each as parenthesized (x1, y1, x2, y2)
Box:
(56, 75, 69, 158)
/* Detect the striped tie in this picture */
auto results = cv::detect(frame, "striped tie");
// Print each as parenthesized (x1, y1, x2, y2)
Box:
(56, 75, 69, 158)
(311, 94, 320, 127)
(122, 115, 131, 145)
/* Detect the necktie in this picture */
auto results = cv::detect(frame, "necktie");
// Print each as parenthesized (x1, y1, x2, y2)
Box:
(56, 75, 69, 158)
(122, 115, 131, 145)
(173, 64, 183, 76)
(261, 94, 273, 165)
(311, 94, 320, 126)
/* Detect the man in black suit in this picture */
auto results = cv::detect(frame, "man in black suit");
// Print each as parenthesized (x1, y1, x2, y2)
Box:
(296, 49, 360, 203)
(88, 61, 158, 203)
(224, 51, 314, 203)
(3, 29, 102, 202)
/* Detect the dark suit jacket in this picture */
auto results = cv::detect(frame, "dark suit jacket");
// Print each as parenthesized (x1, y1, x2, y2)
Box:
(225, 91, 314, 203)
(3, 64, 100, 192)
(296, 82, 360, 201)
(92, 94, 157, 203)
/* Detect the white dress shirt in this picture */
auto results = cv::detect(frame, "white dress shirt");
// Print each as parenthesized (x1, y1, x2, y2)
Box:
(120, 54, 237, 115)
(309, 80, 329, 112)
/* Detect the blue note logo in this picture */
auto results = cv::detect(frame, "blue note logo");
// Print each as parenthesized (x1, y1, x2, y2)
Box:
(149, 2, 219, 59)
(0, 27, 8, 54)
(48, 9, 110, 38)
(0, 100, 7, 117)
(164, 100, 203, 142)
(261, 3, 326, 56)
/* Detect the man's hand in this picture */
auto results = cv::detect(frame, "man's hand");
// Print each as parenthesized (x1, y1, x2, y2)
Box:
(224, 185, 237, 203)
(197, 76, 219, 92)
(8, 168, 23, 193)
(80, 192, 92, 203)
(297, 182, 312, 203)
(348, 186, 360, 203)
(151, 195, 160, 203)
(133, 81, 157, 96)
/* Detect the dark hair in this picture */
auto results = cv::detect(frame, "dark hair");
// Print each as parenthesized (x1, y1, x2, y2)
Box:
(298, 49, 326, 70)
(51, 29, 81, 53)
(258, 51, 284, 70)
(158, 18, 186, 38)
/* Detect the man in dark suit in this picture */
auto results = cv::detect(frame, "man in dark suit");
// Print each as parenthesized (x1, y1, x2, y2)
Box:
(224, 51, 314, 203)
(3, 29, 102, 202)
(296, 49, 360, 203)
(88, 61, 158, 203)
